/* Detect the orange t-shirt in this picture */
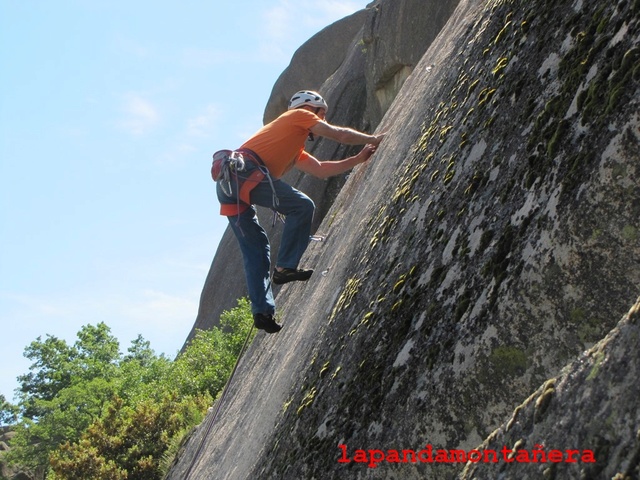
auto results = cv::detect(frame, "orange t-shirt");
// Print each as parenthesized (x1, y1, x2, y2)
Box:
(240, 109, 321, 178)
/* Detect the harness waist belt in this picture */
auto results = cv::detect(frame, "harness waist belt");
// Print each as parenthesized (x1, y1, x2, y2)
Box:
(214, 148, 269, 216)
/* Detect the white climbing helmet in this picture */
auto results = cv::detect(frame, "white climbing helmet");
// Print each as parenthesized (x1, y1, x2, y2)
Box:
(288, 90, 328, 111)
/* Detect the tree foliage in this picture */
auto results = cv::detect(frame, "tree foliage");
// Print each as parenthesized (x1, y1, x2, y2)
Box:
(49, 394, 209, 480)
(0, 394, 18, 426)
(4, 298, 254, 479)
(9, 323, 122, 471)
(170, 297, 255, 398)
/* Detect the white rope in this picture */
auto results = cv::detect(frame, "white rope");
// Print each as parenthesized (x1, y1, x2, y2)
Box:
(183, 323, 255, 480)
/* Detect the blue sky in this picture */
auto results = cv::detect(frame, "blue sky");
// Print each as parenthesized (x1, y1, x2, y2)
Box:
(0, 0, 369, 401)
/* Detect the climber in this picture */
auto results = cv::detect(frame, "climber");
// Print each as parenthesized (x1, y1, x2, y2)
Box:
(213, 90, 385, 334)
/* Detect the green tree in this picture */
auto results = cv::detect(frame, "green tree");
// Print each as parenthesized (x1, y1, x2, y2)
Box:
(7, 298, 255, 478)
(17, 323, 120, 418)
(0, 394, 18, 426)
(9, 323, 121, 472)
(170, 297, 255, 398)
(115, 336, 173, 404)
(17, 335, 76, 418)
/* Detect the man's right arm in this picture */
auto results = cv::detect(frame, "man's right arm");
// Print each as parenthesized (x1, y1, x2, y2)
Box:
(310, 120, 384, 146)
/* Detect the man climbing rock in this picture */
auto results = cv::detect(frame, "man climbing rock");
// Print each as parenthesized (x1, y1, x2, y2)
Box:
(213, 90, 384, 334)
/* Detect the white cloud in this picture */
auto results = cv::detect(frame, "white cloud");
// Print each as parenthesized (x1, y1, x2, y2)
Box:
(157, 143, 197, 166)
(263, 3, 290, 42)
(121, 289, 198, 329)
(297, 0, 365, 30)
(117, 94, 160, 135)
(264, 0, 363, 34)
(180, 48, 241, 68)
(1, 286, 198, 359)
(258, 0, 366, 62)
(186, 104, 219, 138)
(1, 291, 75, 319)
(0, 289, 194, 396)
(154, 104, 219, 165)
(113, 33, 150, 59)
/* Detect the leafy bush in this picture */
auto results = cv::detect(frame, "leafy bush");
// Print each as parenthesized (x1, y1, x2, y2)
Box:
(48, 393, 209, 480)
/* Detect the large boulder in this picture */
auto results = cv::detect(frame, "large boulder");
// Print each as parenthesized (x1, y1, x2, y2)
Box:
(167, 0, 640, 477)
(461, 297, 640, 480)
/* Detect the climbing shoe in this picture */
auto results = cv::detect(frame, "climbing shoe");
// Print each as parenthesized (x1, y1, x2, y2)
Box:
(272, 268, 314, 285)
(253, 313, 282, 334)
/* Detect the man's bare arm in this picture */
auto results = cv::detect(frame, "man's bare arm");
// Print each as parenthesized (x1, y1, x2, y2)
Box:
(295, 144, 378, 179)
(310, 120, 385, 146)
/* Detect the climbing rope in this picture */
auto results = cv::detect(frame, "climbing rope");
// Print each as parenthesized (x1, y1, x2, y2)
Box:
(183, 322, 255, 480)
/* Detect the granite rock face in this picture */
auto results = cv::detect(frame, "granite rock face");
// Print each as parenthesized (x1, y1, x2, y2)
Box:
(461, 298, 640, 480)
(169, 0, 640, 478)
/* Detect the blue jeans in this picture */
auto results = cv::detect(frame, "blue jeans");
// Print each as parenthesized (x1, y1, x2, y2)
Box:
(217, 165, 315, 315)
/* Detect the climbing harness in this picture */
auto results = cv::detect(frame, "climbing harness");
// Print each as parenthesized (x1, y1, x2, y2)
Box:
(212, 148, 281, 232)
(183, 322, 255, 480)
(212, 149, 244, 197)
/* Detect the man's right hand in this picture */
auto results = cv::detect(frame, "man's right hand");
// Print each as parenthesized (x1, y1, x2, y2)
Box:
(370, 132, 386, 146)
(357, 144, 378, 163)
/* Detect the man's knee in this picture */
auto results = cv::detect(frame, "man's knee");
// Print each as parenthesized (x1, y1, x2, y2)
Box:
(301, 195, 315, 216)
(295, 195, 315, 224)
